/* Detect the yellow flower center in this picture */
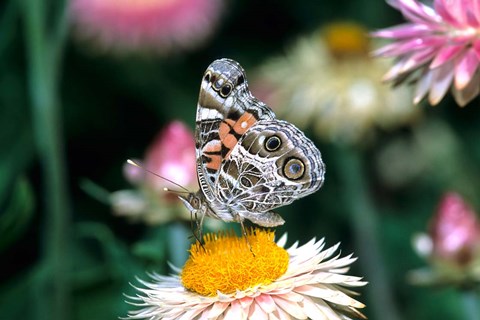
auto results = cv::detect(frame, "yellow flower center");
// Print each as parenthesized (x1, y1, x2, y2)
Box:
(181, 228, 289, 296)
(322, 22, 370, 57)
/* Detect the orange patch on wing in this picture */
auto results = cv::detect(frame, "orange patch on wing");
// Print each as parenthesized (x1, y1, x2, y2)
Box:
(232, 112, 256, 135)
(205, 154, 222, 171)
(219, 122, 230, 140)
(223, 134, 238, 150)
(225, 118, 236, 127)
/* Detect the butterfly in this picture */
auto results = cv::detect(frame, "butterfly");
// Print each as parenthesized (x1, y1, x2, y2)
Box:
(178, 58, 325, 237)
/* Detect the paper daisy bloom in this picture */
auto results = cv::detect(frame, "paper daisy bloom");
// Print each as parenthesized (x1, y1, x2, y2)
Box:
(409, 192, 480, 286)
(126, 229, 367, 320)
(254, 22, 418, 145)
(69, 0, 224, 54)
(372, 0, 480, 106)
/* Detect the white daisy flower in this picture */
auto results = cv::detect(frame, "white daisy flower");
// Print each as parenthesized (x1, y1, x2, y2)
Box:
(126, 229, 367, 319)
(253, 22, 419, 145)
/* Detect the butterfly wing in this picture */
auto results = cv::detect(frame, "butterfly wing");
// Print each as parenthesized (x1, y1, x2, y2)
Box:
(195, 58, 325, 226)
(217, 119, 325, 226)
(195, 59, 275, 205)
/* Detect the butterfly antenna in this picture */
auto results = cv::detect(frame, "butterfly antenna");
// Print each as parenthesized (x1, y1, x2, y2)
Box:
(126, 159, 191, 193)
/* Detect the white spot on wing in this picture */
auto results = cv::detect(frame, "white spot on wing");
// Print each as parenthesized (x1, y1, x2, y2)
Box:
(199, 106, 222, 120)
(258, 135, 265, 145)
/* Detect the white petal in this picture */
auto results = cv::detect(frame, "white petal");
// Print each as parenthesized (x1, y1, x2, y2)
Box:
(428, 62, 455, 105)
(294, 285, 365, 308)
(249, 301, 269, 320)
(238, 296, 254, 309)
(255, 294, 278, 313)
(302, 296, 339, 320)
(276, 233, 288, 248)
(274, 296, 308, 319)
(207, 302, 230, 318)
(452, 70, 480, 106)
(414, 69, 433, 104)
(223, 300, 247, 320)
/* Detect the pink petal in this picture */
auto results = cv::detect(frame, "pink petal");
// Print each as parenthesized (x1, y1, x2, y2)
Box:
(428, 62, 455, 105)
(394, 0, 441, 24)
(275, 292, 305, 303)
(386, 0, 402, 9)
(414, 69, 433, 104)
(430, 45, 465, 69)
(223, 300, 247, 320)
(373, 37, 442, 57)
(452, 71, 480, 106)
(248, 302, 268, 320)
(434, 0, 464, 27)
(382, 61, 407, 82)
(238, 296, 254, 309)
(472, 0, 480, 24)
(207, 302, 230, 318)
(437, 0, 480, 27)
(472, 40, 480, 61)
(466, 8, 480, 27)
(371, 23, 430, 39)
(400, 47, 438, 74)
(255, 294, 277, 314)
(455, 49, 480, 90)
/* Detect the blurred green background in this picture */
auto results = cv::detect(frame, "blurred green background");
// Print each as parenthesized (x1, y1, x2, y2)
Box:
(2, 0, 480, 319)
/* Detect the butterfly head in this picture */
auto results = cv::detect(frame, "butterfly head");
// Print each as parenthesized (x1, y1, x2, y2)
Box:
(178, 191, 203, 214)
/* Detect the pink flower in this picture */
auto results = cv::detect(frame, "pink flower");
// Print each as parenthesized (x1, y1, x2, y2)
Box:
(111, 121, 197, 225)
(429, 192, 480, 265)
(69, 0, 224, 54)
(409, 192, 480, 286)
(372, 0, 480, 106)
(143, 120, 197, 192)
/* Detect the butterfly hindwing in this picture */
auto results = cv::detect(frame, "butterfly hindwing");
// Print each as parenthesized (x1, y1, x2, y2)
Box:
(190, 58, 325, 227)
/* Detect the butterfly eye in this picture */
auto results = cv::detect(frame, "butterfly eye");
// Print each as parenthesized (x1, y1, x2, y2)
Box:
(265, 135, 281, 151)
(192, 197, 200, 208)
(283, 158, 305, 180)
(204, 72, 211, 82)
(220, 84, 232, 97)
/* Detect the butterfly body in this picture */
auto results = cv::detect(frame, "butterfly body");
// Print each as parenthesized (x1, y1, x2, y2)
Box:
(180, 58, 325, 228)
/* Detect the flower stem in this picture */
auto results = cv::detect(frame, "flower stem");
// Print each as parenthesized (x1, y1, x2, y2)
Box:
(336, 146, 401, 320)
(22, 0, 70, 318)
(167, 222, 190, 267)
(462, 290, 480, 320)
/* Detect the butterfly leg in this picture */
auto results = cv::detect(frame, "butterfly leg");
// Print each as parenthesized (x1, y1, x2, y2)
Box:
(190, 209, 206, 251)
(238, 216, 255, 257)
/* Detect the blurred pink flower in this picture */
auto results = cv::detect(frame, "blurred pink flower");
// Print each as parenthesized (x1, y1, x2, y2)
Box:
(372, 0, 480, 106)
(409, 192, 480, 286)
(429, 192, 480, 265)
(111, 121, 198, 225)
(69, 0, 224, 54)
(143, 120, 197, 192)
